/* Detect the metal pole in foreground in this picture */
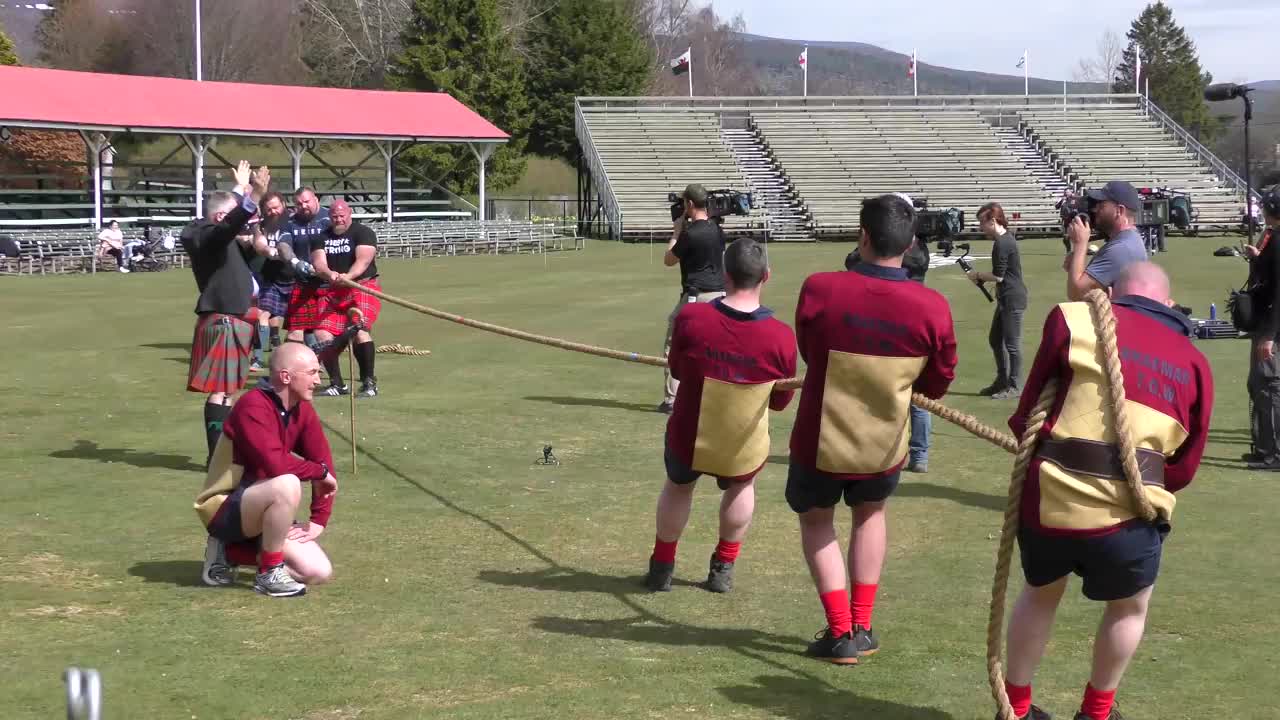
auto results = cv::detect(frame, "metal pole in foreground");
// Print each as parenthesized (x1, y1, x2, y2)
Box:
(194, 0, 203, 81)
(348, 346, 357, 476)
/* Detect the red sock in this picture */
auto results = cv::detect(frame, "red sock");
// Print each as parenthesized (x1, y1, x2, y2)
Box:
(226, 542, 257, 566)
(851, 583, 878, 628)
(714, 539, 741, 563)
(259, 550, 285, 574)
(1080, 683, 1117, 720)
(819, 589, 853, 637)
(1005, 682, 1032, 719)
(652, 537, 678, 564)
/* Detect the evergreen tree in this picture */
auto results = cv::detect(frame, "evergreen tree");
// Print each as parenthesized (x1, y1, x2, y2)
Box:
(389, 0, 528, 193)
(1113, 1, 1219, 140)
(0, 21, 18, 66)
(525, 0, 650, 162)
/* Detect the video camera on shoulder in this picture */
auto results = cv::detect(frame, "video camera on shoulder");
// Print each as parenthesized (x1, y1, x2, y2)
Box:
(668, 189, 754, 222)
(908, 197, 965, 254)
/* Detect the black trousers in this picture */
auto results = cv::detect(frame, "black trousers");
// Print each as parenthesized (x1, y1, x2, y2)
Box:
(1248, 337, 1280, 459)
(989, 301, 1025, 389)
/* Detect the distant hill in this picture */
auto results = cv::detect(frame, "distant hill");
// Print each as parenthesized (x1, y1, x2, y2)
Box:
(740, 34, 1106, 96)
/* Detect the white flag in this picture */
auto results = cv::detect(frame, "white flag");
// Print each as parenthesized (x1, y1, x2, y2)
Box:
(1134, 43, 1142, 90)
(1015, 52, 1026, 69)
(798, 48, 808, 67)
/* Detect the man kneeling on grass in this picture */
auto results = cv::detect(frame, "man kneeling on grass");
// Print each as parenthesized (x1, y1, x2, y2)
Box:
(194, 342, 339, 597)
(645, 238, 798, 594)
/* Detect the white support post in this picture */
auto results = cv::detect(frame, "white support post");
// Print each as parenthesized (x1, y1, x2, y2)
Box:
(182, 134, 215, 218)
(470, 143, 498, 222)
(280, 138, 310, 192)
(78, 131, 111, 230)
(373, 141, 406, 222)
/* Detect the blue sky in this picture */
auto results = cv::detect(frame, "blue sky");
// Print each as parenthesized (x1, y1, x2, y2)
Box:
(715, 0, 1278, 83)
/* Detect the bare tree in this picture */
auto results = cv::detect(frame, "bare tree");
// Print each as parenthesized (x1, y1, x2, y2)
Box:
(632, 0, 757, 96)
(300, 0, 413, 88)
(35, 0, 128, 72)
(1072, 29, 1123, 85)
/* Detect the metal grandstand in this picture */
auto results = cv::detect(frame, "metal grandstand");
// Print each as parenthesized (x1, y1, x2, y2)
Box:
(575, 93, 1255, 241)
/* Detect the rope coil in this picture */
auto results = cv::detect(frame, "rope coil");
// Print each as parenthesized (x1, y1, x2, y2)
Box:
(336, 280, 1151, 719)
(377, 343, 431, 356)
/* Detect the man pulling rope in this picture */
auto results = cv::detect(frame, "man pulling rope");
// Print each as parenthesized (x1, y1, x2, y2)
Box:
(990, 265, 1213, 720)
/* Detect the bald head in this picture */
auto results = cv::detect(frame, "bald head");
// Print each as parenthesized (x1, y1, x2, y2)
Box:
(1114, 262, 1171, 305)
(271, 341, 315, 375)
(270, 341, 322, 403)
(330, 198, 352, 232)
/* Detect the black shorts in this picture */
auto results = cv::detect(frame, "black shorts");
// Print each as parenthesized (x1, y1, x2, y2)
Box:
(1018, 522, 1166, 601)
(785, 463, 900, 513)
(206, 485, 260, 544)
(664, 445, 751, 490)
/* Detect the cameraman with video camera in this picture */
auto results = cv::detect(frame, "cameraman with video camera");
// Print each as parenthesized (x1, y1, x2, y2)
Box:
(659, 184, 727, 414)
(1241, 188, 1280, 469)
(967, 202, 1027, 399)
(1064, 181, 1148, 301)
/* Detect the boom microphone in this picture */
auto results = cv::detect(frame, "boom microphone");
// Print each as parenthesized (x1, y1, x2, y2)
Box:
(1204, 83, 1248, 102)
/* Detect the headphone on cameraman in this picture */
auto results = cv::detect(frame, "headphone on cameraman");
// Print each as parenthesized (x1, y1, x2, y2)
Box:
(1262, 188, 1280, 220)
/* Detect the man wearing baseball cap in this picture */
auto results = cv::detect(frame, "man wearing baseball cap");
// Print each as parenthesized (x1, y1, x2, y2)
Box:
(1064, 181, 1148, 301)
(659, 183, 728, 413)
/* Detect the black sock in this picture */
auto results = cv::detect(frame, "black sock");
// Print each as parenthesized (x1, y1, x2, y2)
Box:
(270, 327, 281, 347)
(204, 402, 232, 465)
(323, 354, 344, 387)
(354, 341, 376, 383)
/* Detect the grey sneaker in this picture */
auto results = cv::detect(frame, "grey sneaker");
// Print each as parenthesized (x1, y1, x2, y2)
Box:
(906, 459, 928, 473)
(992, 387, 1022, 400)
(656, 401, 674, 415)
(644, 556, 674, 592)
(359, 379, 378, 398)
(705, 553, 734, 593)
(851, 624, 879, 656)
(254, 564, 307, 597)
(200, 536, 235, 587)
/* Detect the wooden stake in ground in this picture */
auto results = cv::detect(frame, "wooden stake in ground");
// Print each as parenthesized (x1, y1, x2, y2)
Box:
(348, 344, 357, 477)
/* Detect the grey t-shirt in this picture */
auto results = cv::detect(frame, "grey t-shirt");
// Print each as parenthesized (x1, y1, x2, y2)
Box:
(991, 230, 1026, 308)
(1086, 228, 1148, 289)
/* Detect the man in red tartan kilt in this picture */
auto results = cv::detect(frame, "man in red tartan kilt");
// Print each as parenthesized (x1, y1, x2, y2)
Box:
(290, 199, 383, 397)
(180, 161, 272, 464)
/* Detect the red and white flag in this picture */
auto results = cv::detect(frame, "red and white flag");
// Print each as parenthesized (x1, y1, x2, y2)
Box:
(907, 50, 916, 78)
(798, 48, 808, 67)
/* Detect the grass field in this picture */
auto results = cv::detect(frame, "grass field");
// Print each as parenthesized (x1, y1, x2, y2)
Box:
(1, 237, 1275, 720)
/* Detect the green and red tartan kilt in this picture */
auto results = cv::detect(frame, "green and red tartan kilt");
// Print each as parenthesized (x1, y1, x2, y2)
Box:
(286, 277, 382, 334)
(187, 313, 254, 394)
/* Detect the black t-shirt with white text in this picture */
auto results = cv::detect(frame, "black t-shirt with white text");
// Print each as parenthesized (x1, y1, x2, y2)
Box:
(673, 219, 726, 294)
(311, 221, 378, 281)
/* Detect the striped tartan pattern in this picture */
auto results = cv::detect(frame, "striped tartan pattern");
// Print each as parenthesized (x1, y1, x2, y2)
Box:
(287, 278, 382, 334)
(187, 313, 254, 394)
(258, 281, 294, 317)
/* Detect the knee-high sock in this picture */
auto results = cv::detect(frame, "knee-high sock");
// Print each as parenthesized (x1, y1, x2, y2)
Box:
(322, 353, 344, 387)
(354, 340, 375, 382)
(204, 402, 231, 465)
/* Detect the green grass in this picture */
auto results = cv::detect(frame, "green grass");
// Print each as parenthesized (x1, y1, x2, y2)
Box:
(0, 237, 1273, 719)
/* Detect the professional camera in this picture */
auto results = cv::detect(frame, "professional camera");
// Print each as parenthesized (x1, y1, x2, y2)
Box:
(668, 189, 754, 222)
(1137, 187, 1195, 230)
(1058, 194, 1096, 228)
(916, 207, 965, 241)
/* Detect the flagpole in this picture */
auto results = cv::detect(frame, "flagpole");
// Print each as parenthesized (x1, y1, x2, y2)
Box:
(1134, 43, 1142, 95)
(1024, 49, 1029, 96)
(803, 46, 808, 98)
(913, 49, 918, 97)
(687, 46, 693, 98)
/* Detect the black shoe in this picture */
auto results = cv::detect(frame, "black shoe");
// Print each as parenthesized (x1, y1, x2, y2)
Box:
(1247, 459, 1280, 471)
(851, 624, 879, 656)
(359, 379, 378, 398)
(997, 705, 1052, 720)
(906, 459, 928, 473)
(805, 627, 859, 665)
(1242, 451, 1265, 463)
(705, 553, 734, 593)
(978, 382, 1006, 397)
(320, 383, 350, 397)
(644, 556, 674, 592)
(656, 401, 674, 415)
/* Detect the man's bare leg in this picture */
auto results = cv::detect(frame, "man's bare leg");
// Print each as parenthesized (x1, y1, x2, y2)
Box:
(238, 475, 307, 596)
(1079, 586, 1153, 720)
(848, 501, 886, 652)
(284, 538, 333, 585)
(1004, 577, 1069, 717)
(645, 479, 695, 591)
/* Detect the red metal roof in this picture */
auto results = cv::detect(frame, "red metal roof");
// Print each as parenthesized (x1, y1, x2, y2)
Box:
(0, 66, 509, 142)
